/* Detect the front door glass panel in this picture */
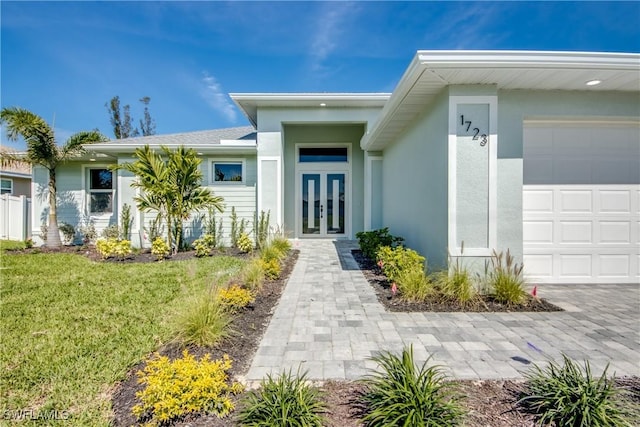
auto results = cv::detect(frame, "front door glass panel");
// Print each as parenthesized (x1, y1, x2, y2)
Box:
(326, 174, 345, 234)
(302, 174, 320, 234)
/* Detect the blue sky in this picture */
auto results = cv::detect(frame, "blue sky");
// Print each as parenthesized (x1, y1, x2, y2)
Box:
(2, 1, 639, 149)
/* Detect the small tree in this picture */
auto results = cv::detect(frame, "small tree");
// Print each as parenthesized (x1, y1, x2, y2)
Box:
(106, 96, 156, 139)
(0, 107, 106, 247)
(117, 145, 223, 253)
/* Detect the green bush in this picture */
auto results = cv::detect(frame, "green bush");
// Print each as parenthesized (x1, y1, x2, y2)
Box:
(59, 222, 75, 244)
(269, 235, 292, 257)
(519, 354, 632, 427)
(242, 257, 265, 291)
(261, 244, 285, 263)
(217, 284, 254, 312)
(255, 210, 270, 250)
(101, 224, 120, 239)
(151, 237, 170, 260)
(487, 249, 526, 305)
(360, 346, 464, 426)
(395, 267, 434, 302)
(192, 234, 216, 257)
(133, 350, 243, 426)
(260, 258, 281, 280)
(96, 238, 133, 260)
(376, 245, 425, 283)
(356, 227, 404, 260)
(237, 370, 325, 426)
(237, 232, 253, 253)
(434, 257, 476, 305)
(172, 294, 233, 346)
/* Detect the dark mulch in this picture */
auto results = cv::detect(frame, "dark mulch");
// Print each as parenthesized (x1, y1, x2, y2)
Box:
(351, 249, 563, 313)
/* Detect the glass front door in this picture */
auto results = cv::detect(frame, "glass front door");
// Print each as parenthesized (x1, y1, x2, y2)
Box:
(301, 172, 346, 236)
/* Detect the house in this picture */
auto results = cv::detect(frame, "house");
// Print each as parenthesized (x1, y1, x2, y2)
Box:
(31, 50, 639, 284)
(0, 147, 32, 197)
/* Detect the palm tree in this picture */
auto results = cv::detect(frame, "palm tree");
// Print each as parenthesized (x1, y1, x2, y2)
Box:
(117, 145, 224, 253)
(0, 107, 106, 247)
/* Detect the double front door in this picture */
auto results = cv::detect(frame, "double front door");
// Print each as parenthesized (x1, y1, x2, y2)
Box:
(300, 172, 346, 236)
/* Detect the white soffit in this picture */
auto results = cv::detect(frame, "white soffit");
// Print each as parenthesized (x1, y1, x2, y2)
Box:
(362, 50, 640, 151)
(230, 93, 390, 127)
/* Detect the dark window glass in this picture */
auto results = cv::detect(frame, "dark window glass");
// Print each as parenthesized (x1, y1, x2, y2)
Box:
(214, 163, 243, 182)
(299, 147, 348, 163)
(90, 169, 112, 189)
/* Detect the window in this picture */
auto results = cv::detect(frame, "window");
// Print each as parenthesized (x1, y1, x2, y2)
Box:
(89, 169, 113, 213)
(213, 161, 243, 183)
(1, 178, 12, 195)
(299, 147, 348, 163)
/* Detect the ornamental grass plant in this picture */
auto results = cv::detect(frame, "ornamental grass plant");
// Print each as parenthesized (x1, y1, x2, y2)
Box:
(237, 370, 325, 426)
(360, 346, 464, 426)
(519, 354, 633, 427)
(172, 291, 233, 347)
(487, 249, 527, 305)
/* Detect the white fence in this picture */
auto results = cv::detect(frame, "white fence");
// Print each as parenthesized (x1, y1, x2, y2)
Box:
(0, 194, 31, 241)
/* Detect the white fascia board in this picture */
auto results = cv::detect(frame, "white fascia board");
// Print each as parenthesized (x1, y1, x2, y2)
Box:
(0, 171, 31, 179)
(416, 50, 640, 70)
(85, 143, 257, 154)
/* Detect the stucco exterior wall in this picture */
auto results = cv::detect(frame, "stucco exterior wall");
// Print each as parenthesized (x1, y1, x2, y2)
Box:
(283, 124, 366, 238)
(382, 90, 450, 269)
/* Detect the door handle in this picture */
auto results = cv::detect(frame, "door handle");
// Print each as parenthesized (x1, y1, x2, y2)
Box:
(320, 204, 324, 219)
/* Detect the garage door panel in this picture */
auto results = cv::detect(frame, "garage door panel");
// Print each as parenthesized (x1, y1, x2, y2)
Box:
(523, 189, 553, 212)
(560, 190, 592, 213)
(523, 254, 553, 277)
(598, 190, 631, 213)
(599, 255, 630, 277)
(559, 254, 592, 277)
(523, 221, 553, 243)
(560, 221, 592, 243)
(599, 221, 630, 243)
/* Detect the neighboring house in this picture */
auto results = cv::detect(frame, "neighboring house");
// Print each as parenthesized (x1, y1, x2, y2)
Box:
(0, 147, 32, 197)
(31, 50, 639, 284)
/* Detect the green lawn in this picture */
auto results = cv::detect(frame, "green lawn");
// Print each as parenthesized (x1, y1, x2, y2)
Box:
(0, 243, 245, 425)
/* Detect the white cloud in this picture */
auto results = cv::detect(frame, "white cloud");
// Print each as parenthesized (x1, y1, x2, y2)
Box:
(309, 3, 359, 75)
(200, 72, 237, 123)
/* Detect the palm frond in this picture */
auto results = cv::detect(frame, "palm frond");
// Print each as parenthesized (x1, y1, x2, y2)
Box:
(0, 107, 57, 168)
(60, 130, 107, 159)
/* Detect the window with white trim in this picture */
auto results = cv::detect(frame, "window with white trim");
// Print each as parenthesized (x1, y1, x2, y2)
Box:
(1, 178, 13, 195)
(88, 169, 113, 213)
(212, 161, 244, 183)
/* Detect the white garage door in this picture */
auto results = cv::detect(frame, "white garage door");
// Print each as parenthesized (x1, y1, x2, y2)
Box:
(523, 121, 640, 284)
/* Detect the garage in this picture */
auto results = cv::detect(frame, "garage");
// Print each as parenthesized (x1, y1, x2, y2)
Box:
(523, 120, 640, 284)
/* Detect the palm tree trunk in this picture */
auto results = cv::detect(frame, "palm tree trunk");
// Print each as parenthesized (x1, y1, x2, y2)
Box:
(46, 168, 62, 247)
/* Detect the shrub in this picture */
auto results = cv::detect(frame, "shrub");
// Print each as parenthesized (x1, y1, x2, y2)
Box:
(434, 257, 476, 305)
(101, 224, 120, 239)
(487, 249, 526, 305)
(255, 210, 270, 250)
(192, 234, 216, 257)
(173, 294, 232, 346)
(260, 258, 281, 280)
(237, 232, 253, 253)
(519, 354, 631, 427)
(242, 257, 265, 291)
(269, 236, 291, 257)
(395, 267, 434, 302)
(151, 237, 170, 260)
(237, 370, 325, 426)
(261, 244, 285, 263)
(356, 227, 404, 260)
(360, 346, 464, 426)
(59, 222, 75, 245)
(78, 219, 96, 244)
(217, 284, 254, 312)
(376, 245, 425, 283)
(120, 203, 133, 239)
(230, 207, 247, 248)
(96, 238, 132, 260)
(133, 350, 243, 426)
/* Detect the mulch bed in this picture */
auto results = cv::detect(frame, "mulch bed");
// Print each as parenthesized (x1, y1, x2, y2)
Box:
(351, 249, 563, 313)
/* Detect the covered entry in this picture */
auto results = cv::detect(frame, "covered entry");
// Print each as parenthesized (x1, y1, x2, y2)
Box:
(523, 120, 640, 283)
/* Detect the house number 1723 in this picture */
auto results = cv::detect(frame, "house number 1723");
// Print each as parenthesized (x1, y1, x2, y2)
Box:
(460, 115, 488, 146)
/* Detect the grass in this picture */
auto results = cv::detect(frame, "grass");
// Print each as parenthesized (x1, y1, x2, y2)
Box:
(0, 248, 245, 426)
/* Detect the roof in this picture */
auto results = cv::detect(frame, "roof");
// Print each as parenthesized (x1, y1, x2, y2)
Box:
(0, 147, 31, 175)
(230, 93, 390, 127)
(85, 126, 257, 155)
(361, 50, 640, 150)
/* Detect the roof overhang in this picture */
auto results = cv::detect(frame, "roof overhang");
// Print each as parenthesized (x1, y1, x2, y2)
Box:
(84, 140, 257, 156)
(362, 50, 640, 151)
(230, 93, 390, 127)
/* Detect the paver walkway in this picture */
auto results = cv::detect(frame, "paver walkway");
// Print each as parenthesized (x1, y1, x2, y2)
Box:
(245, 240, 639, 382)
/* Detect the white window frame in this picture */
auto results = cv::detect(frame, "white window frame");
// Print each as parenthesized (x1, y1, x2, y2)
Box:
(447, 96, 498, 257)
(82, 165, 115, 216)
(1, 178, 13, 195)
(211, 158, 246, 185)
